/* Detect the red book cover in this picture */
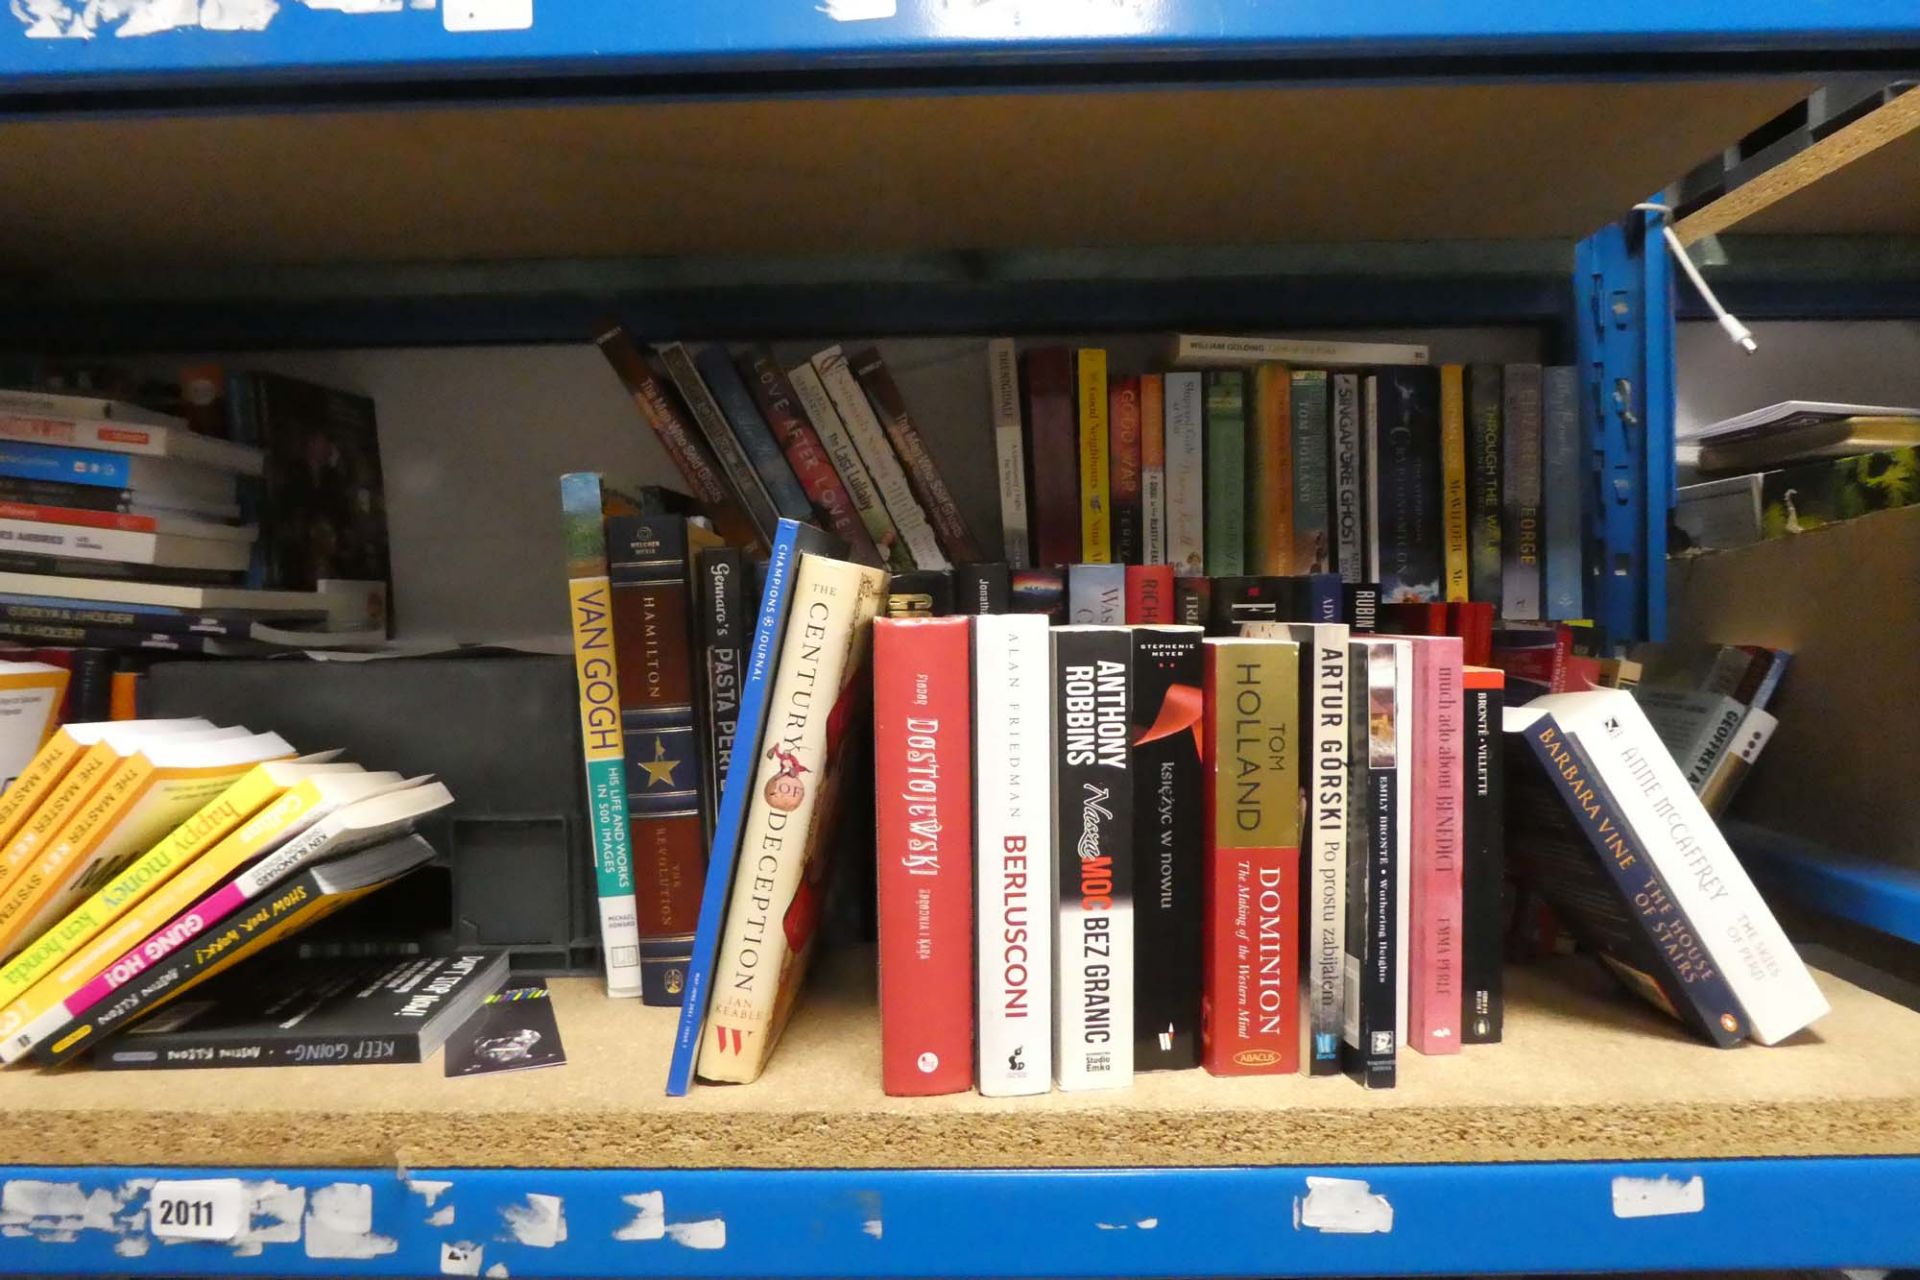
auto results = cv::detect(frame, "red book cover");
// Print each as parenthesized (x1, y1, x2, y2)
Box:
(873, 616, 974, 1096)
(1404, 635, 1465, 1054)
(1490, 623, 1572, 691)
(1381, 601, 1448, 636)
(1200, 637, 1301, 1076)
(1125, 564, 1175, 623)
(1447, 600, 1495, 667)
(738, 347, 883, 566)
(1023, 348, 1080, 568)
(1109, 376, 1144, 564)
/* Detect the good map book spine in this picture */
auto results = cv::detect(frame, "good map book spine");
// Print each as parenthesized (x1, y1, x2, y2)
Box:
(1203, 371, 1246, 576)
(1342, 640, 1399, 1089)
(1460, 665, 1505, 1044)
(1247, 365, 1292, 575)
(1123, 564, 1174, 624)
(986, 339, 1032, 569)
(956, 562, 1010, 615)
(1330, 372, 1365, 584)
(1440, 364, 1470, 603)
(1501, 363, 1544, 621)
(787, 361, 913, 573)
(1373, 366, 1444, 603)
(1050, 625, 1133, 1091)
(849, 346, 984, 564)
(695, 546, 747, 836)
(1541, 366, 1583, 620)
(1467, 363, 1504, 605)
(1109, 376, 1144, 565)
(1140, 374, 1167, 566)
(654, 342, 781, 547)
(1076, 349, 1112, 564)
(1164, 372, 1206, 577)
(813, 346, 948, 571)
(1023, 347, 1080, 570)
(1290, 369, 1332, 575)
(740, 347, 883, 566)
(694, 345, 814, 525)
(1067, 563, 1125, 624)
(1129, 625, 1204, 1071)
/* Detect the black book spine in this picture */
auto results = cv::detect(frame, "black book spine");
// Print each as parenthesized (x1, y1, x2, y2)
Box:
(955, 562, 1010, 615)
(1460, 675, 1506, 1044)
(1466, 364, 1504, 605)
(98, 1032, 424, 1070)
(1009, 566, 1066, 623)
(1342, 583, 1380, 633)
(1500, 364, 1543, 620)
(885, 569, 955, 617)
(1374, 366, 1444, 603)
(0, 477, 143, 513)
(1128, 625, 1203, 1070)
(1173, 577, 1209, 628)
(695, 546, 747, 832)
(1206, 576, 1298, 636)
(1342, 640, 1397, 1089)
(68, 647, 114, 719)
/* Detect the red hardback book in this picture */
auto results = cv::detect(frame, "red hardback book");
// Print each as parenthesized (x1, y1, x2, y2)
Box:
(1109, 376, 1144, 564)
(738, 347, 883, 566)
(873, 615, 975, 1096)
(1403, 634, 1465, 1054)
(1447, 600, 1496, 667)
(1199, 637, 1301, 1075)
(1022, 348, 1080, 568)
(1124, 564, 1175, 623)
(1490, 623, 1573, 691)
(1381, 601, 1448, 636)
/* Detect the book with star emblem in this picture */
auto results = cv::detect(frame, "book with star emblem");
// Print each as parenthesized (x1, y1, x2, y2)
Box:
(607, 513, 722, 1007)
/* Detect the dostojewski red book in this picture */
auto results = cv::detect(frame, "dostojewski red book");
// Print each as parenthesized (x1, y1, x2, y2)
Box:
(1050, 625, 1133, 1090)
(1022, 348, 1080, 570)
(1400, 634, 1464, 1054)
(874, 616, 974, 1096)
(1109, 375, 1144, 565)
(1342, 640, 1402, 1088)
(1129, 625, 1204, 1071)
(1199, 636, 1300, 1076)
(1460, 665, 1506, 1044)
(1124, 564, 1174, 624)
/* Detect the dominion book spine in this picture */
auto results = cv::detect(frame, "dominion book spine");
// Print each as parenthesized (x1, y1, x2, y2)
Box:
(1331, 372, 1365, 584)
(1342, 639, 1400, 1088)
(1023, 347, 1081, 570)
(986, 338, 1032, 569)
(740, 347, 883, 566)
(1461, 666, 1505, 1044)
(1501, 363, 1544, 621)
(1076, 350, 1112, 564)
(875, 616, 974, 1096)
(1406, 635, 1464, 1054)
(1467, 364, 1504, 605)
(1051, 625, 1133, 1091)
(1164, 372, 1206, 577)
(1440, 364, 1470, 603)
(1109, 375, 1144, 565)
(813, 346, 948, 571)
(1129, 625, 1204, 1071)
(1203, 371, 1246, 576)
(850, 346, 984, 565)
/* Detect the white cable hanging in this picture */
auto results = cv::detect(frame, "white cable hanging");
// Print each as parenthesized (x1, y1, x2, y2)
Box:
(1633, 202, 1757, 354)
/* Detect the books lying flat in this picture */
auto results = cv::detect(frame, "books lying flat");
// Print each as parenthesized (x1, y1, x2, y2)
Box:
(1678, 400, 1920, 443)
(0, 412, 264, 477)
(1693, 418, 1920, 474)
(1170, 334, 1431, 368)
(0, 440, 238, 511)
(0, 501, 251, 543)
(0, 519, 251, 572)
(0, 390, 183, 429)
(0, 571, 374, 629)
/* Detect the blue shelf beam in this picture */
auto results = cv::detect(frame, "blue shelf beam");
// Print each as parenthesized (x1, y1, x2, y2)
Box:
(1732, 821, 1920, 947)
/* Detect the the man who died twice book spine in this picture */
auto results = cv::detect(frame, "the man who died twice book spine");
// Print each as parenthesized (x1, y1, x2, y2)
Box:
(1343, 639, 1402, 1089)
(1051, 625, 1133, 1091)
(1129, 625, 1204, 1071)
(1460, 665, 1506, 1044)
(1199, 636, 1301, 1076)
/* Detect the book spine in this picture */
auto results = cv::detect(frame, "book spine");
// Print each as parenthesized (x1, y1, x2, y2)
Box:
(101, 1032, 424, 1071)
(0, 731, 80, 851)
(973, 613, 1053, 1096)
(1050, 626, 1133, 1090)
(1374, 367, 1444, 603)
(0, 520, 247, 572)
(0, 415, 258, 476)
(559, 474, 642, 999)
(1163, 372, 1206, 577)
(885, 569, 955, 619)
(1460, 668, 1505, 1044)
(1541, 366, 1583, 620)
(593, 325, 736, 513)
(1200, 637, 1300, 1075)
(696, 547, 747, 824)
(654, 342, 782, 546)
(1501, 364, 1544, 620)
(0, 598, 248, 639)
(1173, 577, 1209, 628)
(1076, 350, 1112, 564)
(1068, 563, 1125, 625)
(1363, 376, 1382, 583)
(1023, 348, 1081, 569)
(986, 339, 1032, 570)
(1010, 566, 1067, 623)
(1330, 372, 1365, 584)
(787, 362, 914, 573)
(1467, 364, 1504, 604)
(1391, 641, 1413, 1049)
(1204, 372, 1246, 576)
(1408, 637, 1465, 1054)
(1290, 370, 1331, 575)
(1301, 626, 1349, 1074)
(814, 347, 948, 571)
(1342, 640, 1399, 1088)
(1343, 582, 1380, 634)
(739, 348, 882, 566)
(954, 563, 1009, 615)
(1123, 565, 1174, 624)
(1140, 374, 1167, 566)
(875, 617, 974, 1095)
(849, 346, 984, 564)
(1173, 335, 1430, 367)
(1698, 705, 1776, 817)
(1108, 376, 1143, 565)
(1247, 365, 1292, 575)
(1440, 364, 1470, 603)
(0, 479, 142, 515)
(1129, 625, 1203, 1070)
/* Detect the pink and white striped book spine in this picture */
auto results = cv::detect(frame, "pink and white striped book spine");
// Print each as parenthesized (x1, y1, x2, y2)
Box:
(1405, 634, 1464, 1054)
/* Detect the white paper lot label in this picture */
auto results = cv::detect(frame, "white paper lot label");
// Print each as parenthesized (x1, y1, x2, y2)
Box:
(149, 1179, 244, 1242)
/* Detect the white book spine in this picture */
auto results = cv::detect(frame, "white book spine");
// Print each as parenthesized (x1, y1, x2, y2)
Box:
(1331, 373, 1365, 584)
(787, 362, 905, 566)
(986, 339, 1032, 570)
(1300, 623, 1349, 1071)
(0, 414, 262, 476)
(0, 519, 247, 572)
(973, 614, 1054, 1096)
(1388, 638, 1413, 1048)
(1554, 693, 1830, 1044)
(1163, 372, 1206, 577)
(1364, 376, 1383, 584)
(1173, 334, 1430, 368)
(812, 346, 948, 571)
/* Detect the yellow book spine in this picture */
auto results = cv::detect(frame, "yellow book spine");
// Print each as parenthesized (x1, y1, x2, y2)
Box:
(0, 756, 160, 958)
(1076, 348, 1111, 563)
(1441, 363, 1470, 603)
(0, 742, 118, 898)
(1249, 364, 1293, 574)
(0, 729, 82, 850)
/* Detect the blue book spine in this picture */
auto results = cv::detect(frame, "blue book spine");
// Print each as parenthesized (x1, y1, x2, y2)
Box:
(1306, 572, 1341, 621)
(694, 347, 813, 522)
(1541, 366, 1583, 620)
(0, 442, 135, 489)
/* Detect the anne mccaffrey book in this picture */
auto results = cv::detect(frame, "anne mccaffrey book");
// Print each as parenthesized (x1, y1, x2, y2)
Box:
(849, 346, 984, 566)
(1129, 625, 1204, 1071)
(812, 346, 947, 572)
(1051, 625, 1133, 1091)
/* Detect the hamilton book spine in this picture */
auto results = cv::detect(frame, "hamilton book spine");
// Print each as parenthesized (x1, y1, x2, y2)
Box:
(1460, 665, 1505, 1044)
(1129, 625, 1204, 1071)
(1342, 640, 1400, 1088)
(1023, 348, 1081, 570)
(1050, 625, 1133, 1091)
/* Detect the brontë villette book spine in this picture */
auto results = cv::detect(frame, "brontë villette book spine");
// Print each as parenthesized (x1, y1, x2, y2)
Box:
(975, 612, 1052, 1096)
(1129, 624, 1204, 1071)
(1342, 639, 1399, 1089)
(665, 518, 847, 1096)
(1460, 665, 1505, 1044)
(1051, 625, 1133, 1091)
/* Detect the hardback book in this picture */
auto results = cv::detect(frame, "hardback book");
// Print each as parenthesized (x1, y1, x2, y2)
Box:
(1460, 666, 1505, 1044)
(849, 347, 984, 565)
(1541, 366, 1582, 620)
(1170, 334, 1430, 367)
(786, 362, 912, 572)
(1698, 704, 1776, 816)
(1164, 372, 1206, 577)
(1330, 372, 1366, 584)
(1303, 572, 1342, 623)
(1466, 364, 1504, 605)
(1369, 366, 1444, 603)
(956, 562, 1011, 615)
(1440, 365, 1470, 603)
(0, 620, 265, 657)
(0, 410, 262, 477)
(1140, 374, 1167, 566)
(1009, 566, 1067, 623)
(1021, 348, 1080, 570)
(1199, 636, 1299, 1075)
(695, 344, 819, 526)
(1515, 690, 1829, 1045)
(1206, 575, 1297, 635)
(1068, 562, 1125, 624)
(1631, 686, 1747, 788)
(1674, 448, 1920, 551)
(0, 389, 181, 429)
(561, 472, 644, 998)
(812, 347, 947, 571)
(608, 515, 715, 1006)
(0, 502, 249, 546)
(1678, 398, 1920, 445)
(884, 569, 955, 618)
(1050, 625, 1133, 1091)
(1108, 375, 1144, 565)
(695, 546, 747, 825)
(1398, 634, 1464, 1055)
(1501, 363, 1544, 620)
(1123, 564, 1174, 624)
(0, 662, 66, 792)
(0, 518, 251, 573)
(1128, 624, 1204, 1071)
(1203, 371, 1247, 576)
(1342, 639, 1403, 1089)
(698, 551, 888, 1084)
(1343, 582, 1380, 633)
(1173, 576, 1209, 628)
(1691, 413, 1920, 473)
(972, 613, 1053, 1096)
(1290, 369, 1332, 575)
(1247, 365, 1293, 576)
(0, 593, 319, 642)
(739, 347, 883, 566)
(875, 617, 974, 1095)
(655, 342, 782, 547)
(667, 519, 848, 1097)
(0, 472, 238, 522)
(1245, 621, 1349, 1074)
(1076, 349, 1112, 564)
(985, 339, 1032, 569)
